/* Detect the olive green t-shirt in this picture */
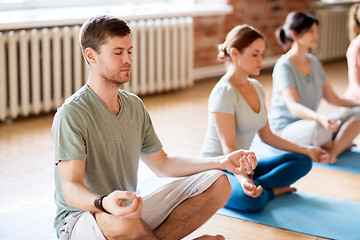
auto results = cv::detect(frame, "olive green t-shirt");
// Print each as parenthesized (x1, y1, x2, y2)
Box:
(51, 85, 162, 233)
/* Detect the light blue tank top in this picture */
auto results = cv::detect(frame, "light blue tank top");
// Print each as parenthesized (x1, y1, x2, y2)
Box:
(268, 53, 327, 132)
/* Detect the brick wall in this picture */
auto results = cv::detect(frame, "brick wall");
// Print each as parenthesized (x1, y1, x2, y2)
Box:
(193, 0, 314, 70)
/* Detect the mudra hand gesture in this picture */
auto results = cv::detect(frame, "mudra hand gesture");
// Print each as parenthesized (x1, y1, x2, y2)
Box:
(221, 149, 257, 175)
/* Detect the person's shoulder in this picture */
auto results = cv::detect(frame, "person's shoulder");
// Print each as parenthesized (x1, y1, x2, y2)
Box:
(53, 101, 84, 128)
(347, 36, 360, 52)
(276, 54, 290, 63)
(212, 73, 234, 92)
(55, 86, 90, 118)
(209, 75, 241, 107)
(60, 86, 85, 107)
(274, 54, 292, 69)
(352, 35, 360, 46)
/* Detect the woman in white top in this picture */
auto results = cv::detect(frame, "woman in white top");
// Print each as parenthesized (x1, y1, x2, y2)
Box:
(201, 25, 328, 212)
(268, 11, 360, 164)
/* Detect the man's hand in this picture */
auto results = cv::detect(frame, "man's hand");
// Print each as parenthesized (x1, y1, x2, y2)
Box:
(221, 149, 257, 175)
(102, 191, 142, 219)
(306, 146, 330, 164)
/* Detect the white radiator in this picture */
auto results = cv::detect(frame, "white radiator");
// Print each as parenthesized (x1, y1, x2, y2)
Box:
(0, 17, 194, 121)
(315, 7, 350, 61)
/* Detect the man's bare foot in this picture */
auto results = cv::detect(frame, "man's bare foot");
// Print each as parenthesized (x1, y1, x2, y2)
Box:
(273, 186, 297, 197)
(193, 234, 225, 240)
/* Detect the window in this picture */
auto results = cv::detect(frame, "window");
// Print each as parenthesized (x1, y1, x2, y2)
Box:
(0, 0, 169, 11)
(0, 0, 228, 29)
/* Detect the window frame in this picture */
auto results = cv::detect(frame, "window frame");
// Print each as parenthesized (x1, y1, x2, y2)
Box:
(0, 0, 164, 11)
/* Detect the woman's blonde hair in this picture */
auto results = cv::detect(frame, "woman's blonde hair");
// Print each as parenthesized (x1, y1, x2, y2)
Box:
(349, 3, 360, 41)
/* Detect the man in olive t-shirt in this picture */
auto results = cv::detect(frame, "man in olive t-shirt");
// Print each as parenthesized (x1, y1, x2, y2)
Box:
(52, 15, 257, 240)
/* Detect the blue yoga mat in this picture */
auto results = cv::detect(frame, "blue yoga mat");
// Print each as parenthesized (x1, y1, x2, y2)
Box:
(250, 135, 360, 174)
(217, 190, 360, 240)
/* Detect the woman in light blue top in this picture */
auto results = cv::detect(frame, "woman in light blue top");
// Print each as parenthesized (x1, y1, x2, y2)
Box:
(269, 12, 360, 164)
(201, 25, 329, 212)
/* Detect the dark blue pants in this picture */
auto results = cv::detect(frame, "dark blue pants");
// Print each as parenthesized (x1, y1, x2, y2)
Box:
(225, 153, 312, 212)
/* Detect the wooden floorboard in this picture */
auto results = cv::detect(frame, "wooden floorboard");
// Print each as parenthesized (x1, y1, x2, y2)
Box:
(0, 60, 358, 239)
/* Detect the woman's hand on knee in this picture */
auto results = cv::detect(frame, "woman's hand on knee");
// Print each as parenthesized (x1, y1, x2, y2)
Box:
(319, 114, 341, 132)
(242, 179, 262, 198)
(306, 146, 330, 163)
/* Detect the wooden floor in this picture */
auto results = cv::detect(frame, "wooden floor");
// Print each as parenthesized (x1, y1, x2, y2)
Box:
(1, 60, 359, 239)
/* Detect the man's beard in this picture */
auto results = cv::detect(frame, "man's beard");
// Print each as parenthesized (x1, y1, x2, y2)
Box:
(102, 71, 130, 89)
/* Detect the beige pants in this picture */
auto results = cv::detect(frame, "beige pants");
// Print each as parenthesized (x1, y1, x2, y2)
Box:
(58, 170, 225, 240)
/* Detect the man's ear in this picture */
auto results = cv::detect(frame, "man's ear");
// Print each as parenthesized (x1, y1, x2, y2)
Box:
(84, 48, 96, 64)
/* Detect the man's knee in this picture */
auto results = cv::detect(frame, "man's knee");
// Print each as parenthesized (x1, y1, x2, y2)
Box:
(95, 212, 151, 239)
(207, 174, 231, 207)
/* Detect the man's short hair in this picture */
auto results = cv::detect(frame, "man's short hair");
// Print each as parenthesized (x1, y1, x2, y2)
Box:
(79, 15, 131, 62)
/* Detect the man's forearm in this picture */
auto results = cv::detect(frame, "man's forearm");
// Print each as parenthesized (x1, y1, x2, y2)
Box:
(150, 155, 225, 178)
(62, 181, 100, 212)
